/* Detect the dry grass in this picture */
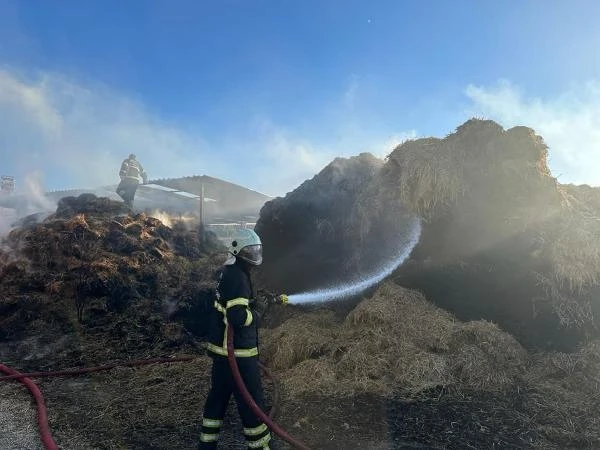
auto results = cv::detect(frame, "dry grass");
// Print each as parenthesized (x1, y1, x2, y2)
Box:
(531, 188, 600, 325)
(40, 357, 215, 450)
(534, 272, 595, 327)
(89, 257, 119, 276)
(0, 382, 44, 450)
(278, 357, 338, 397)
(446, 321, 529, 389)
(264, 282, 598, 447)
(527, 339, 600, 394)
(262, 282, 528, 398)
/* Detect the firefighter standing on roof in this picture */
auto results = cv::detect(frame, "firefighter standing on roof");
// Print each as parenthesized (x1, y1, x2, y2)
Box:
(199, 229, 273, 450)
(116, 153, 147, 208)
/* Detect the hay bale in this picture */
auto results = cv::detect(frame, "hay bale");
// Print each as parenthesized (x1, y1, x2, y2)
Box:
(383, 137, 467, 218)
(355, 119, 599, 343)
(370, 119, 557, 223)
(258, 118, 600, 346)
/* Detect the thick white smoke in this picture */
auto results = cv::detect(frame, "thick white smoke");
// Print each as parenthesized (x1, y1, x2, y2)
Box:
(0, 171, 56, 236)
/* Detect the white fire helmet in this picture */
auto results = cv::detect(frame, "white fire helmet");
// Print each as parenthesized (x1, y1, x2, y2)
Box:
(225, 229, 263, 266)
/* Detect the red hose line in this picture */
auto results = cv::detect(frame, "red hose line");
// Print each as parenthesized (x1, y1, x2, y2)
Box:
(0, 364, 58, 450)
(226, 326, 312, 450)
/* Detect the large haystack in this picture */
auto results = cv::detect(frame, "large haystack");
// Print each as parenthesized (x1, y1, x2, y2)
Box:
(256, 118, 600, 348)
(353, 119, 600, 348)
(360, 120, 560, 256)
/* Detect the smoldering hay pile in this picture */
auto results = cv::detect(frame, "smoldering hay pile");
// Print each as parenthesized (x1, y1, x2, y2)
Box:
(0, 194, 274, 450)
(254, 121, 600, 445)
(257, 118, 600, 349)
(0, 193, 223, 362)
(247, 118, 600, 447)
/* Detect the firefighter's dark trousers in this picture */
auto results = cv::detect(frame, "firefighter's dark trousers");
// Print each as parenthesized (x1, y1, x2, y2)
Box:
(199, 355, 272, 449)
(116, 178, 139, 207)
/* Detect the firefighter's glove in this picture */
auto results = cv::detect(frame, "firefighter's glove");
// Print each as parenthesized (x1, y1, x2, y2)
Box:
(251, 294, 270, 320)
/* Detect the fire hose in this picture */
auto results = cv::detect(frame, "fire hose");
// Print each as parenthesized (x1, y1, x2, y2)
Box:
(0, 364, 58, 450)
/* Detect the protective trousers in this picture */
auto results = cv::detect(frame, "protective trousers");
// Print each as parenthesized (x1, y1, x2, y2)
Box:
(199, 356, 272, 449)
(116, 178, 139, 207)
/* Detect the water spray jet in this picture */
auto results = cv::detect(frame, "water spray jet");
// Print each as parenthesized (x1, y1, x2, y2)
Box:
(285, 216, 422, 304)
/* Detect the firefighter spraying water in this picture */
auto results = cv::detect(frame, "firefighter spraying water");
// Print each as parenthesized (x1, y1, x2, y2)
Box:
(200, 228, 312, 450)
(200, 229, 275, 450)
(196, 214, 421, 449)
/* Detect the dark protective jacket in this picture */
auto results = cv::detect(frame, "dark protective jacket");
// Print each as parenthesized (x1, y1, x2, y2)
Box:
(206, 261, 259, 358)
(119, 158, 147, 183)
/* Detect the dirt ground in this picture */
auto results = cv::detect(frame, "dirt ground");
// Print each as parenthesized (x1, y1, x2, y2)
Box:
(2, 333, 598, 450)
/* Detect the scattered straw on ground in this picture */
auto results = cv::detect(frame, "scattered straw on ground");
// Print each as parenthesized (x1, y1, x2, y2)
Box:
(0, 382, 43, 450)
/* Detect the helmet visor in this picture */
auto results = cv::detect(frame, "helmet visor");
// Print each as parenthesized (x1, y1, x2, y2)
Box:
(237, 244, 263, 265)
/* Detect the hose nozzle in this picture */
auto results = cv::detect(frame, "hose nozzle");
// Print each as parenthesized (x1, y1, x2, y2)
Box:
(258, 290, 289, 306)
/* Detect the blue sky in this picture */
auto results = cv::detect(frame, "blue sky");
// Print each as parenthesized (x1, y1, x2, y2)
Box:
(0, 0, 599, 195)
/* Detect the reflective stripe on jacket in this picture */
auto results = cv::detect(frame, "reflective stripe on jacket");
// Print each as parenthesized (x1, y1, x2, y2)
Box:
(207, 262, 258, 357)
